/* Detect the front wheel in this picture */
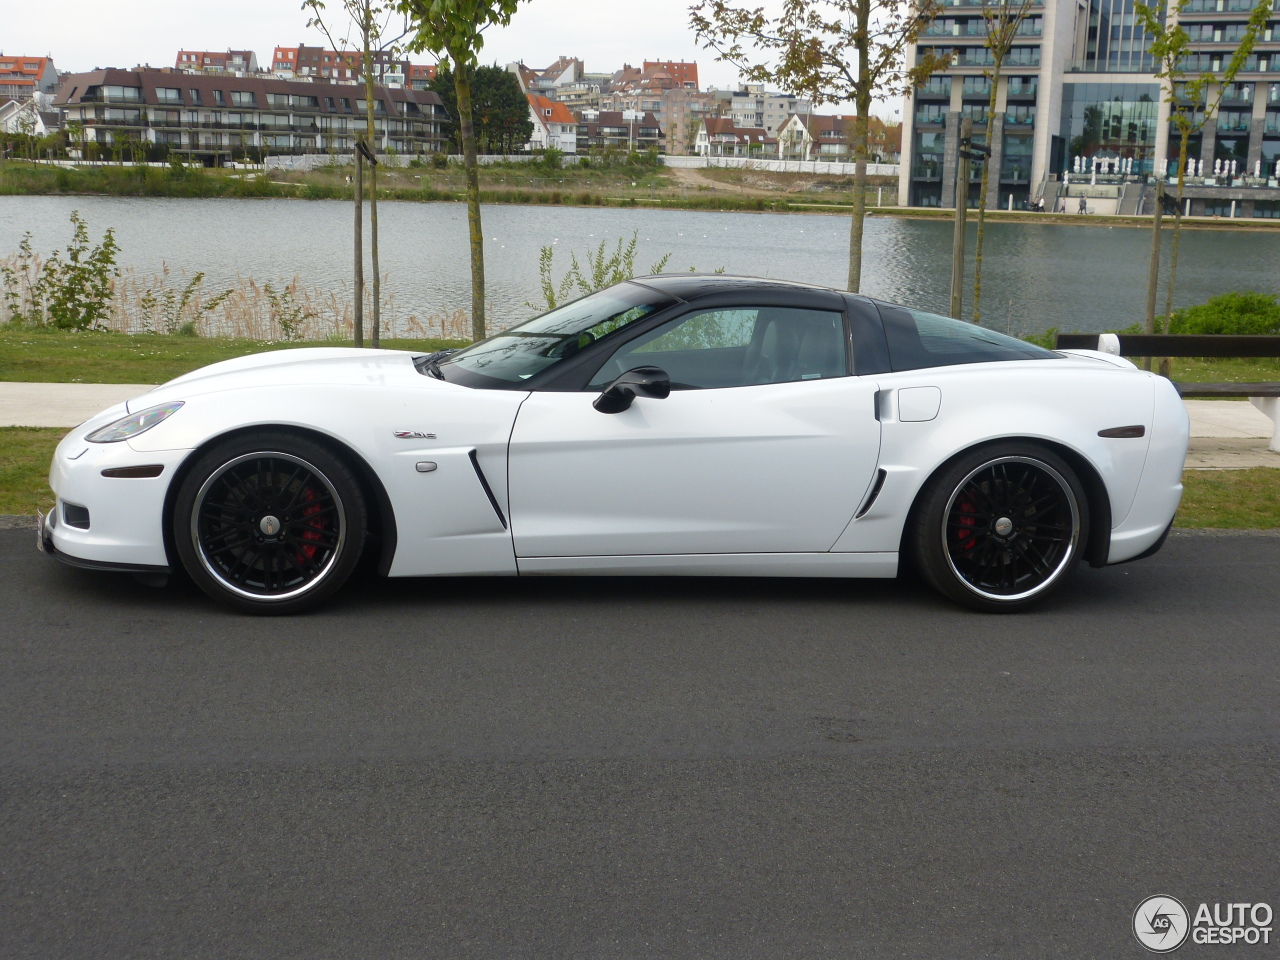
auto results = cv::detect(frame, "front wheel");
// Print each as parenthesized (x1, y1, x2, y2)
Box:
(172, 432, 367, 614)
(911, 444, 1089, 612)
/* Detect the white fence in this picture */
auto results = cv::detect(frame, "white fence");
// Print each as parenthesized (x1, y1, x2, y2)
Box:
(264, 153, 545, 171)
(262, 153, 901, 175)
(663, 155, 899, 177)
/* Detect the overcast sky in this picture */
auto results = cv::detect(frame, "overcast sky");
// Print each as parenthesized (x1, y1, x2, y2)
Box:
(5, 0, 895, 117)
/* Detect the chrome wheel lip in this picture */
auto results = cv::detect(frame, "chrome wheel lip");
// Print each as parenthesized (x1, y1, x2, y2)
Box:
(941, 455, 1080, 603)
(190, 451, 347, 603)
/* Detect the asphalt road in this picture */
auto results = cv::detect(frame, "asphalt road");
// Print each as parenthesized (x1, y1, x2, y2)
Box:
(2, 528, 1278, 960)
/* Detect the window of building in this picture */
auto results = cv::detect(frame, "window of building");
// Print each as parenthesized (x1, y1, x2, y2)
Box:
(213, 90, 225, 105)
(1006, 104, 1036, 126)
(188, 89, 201, 104)
(156, 87, 182, 102)
(1006, 76, 1038, 98)
(231, 91, 255, 106)
(917, 76, 951, 99)
(1254, 200, 1280, 218)
(914, 131, 946, 179)
(962, 77, 991, 97)
(915, 104, 947, 125)
(1001, 134, 1034, 180)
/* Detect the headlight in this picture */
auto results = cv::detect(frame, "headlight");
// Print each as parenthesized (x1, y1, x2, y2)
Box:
(86, 401, 184, 443)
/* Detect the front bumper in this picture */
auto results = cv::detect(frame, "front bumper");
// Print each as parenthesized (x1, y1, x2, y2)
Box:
(37, 507, 171, 574)
(45, 426, 192, 570)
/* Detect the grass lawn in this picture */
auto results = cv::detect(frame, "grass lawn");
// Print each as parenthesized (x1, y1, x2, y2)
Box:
(0, 428, 62, 514)
(0, 327, 466, 384)
(1165, 357, 1280, 384)
(1176, 468, 1280, 528)
(3, 423, 1277, 529)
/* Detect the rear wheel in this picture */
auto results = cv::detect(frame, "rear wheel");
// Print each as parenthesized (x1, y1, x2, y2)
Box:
(173, 432, 367, 614)
(912, 444, 1089, 612)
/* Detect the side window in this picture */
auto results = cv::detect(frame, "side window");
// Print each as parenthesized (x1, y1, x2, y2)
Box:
(875, 302, 1059, 371)
(588, 306, 847, 390)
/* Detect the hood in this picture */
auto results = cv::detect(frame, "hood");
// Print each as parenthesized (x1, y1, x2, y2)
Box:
(127, 347, 461, 410)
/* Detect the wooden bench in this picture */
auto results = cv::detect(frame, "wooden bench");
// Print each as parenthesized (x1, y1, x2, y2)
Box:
(1055, 333, 1280, 452)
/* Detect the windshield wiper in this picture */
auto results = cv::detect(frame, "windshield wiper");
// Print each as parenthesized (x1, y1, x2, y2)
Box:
(414, 349, 458, 380)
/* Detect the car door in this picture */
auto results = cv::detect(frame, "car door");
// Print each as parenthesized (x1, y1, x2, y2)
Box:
(506, 301, 882, 558)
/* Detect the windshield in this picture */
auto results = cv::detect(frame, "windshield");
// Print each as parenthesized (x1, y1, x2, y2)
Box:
(438, 282, 676, 387)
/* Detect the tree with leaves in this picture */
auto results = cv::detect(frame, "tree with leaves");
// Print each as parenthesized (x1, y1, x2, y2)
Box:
(430, 63, 533, 154)
(304, 0, 411, 348)
(399, 0, 528, 340)
(1135, 0, 1271, 327)
(969, 0, 1037, 324)
(692, 0, 947, 293)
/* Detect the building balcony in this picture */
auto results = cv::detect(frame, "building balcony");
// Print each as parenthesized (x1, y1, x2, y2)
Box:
(1182, 0, 1265, 11)
(78, 93, 143, 104)
(82, 117, 147, 127)
(1064, 59, 1158, 73)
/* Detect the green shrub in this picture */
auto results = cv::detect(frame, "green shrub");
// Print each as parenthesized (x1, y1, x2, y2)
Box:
(1166, 291, 1280, 335)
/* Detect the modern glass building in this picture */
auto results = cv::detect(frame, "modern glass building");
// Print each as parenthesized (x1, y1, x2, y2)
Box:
(898, 0, 1280, 216)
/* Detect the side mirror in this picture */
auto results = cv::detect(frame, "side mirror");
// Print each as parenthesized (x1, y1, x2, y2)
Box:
(593, 366, 671, 414)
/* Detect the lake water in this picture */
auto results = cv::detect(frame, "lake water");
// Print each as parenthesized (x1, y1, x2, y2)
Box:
(2, 194, 1278, 337)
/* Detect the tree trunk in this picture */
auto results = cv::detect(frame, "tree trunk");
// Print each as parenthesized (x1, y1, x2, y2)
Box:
(354, 144, 364, 348)
(364, 26, 381, 348)
(1163, 127, 1191, 330)
(455, 63, 486, 339)
(971, 64, 1002, 325)
(1142, 179, 1164, 371)
(849, 107, 869, 293)
(848, 0, 871, 294)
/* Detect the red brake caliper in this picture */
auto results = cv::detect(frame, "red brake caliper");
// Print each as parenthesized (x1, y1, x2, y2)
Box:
(296, 486, 325, 565)
(955, 496, 977, 552)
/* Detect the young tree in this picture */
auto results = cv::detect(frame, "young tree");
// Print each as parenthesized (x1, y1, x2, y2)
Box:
(1135, 0, 1270, 326)
(399, 0, 528, 340)
(970, 0, 1037, 324)
(304, 0, 411, 348)
(692, 0, 947, 293)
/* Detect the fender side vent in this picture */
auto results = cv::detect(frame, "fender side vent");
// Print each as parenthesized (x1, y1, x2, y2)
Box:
(855, 469, 888, 519)
(469, 450, 508, 530)
(101, 465, 165, 479)
(1098, 425, 1145, 438)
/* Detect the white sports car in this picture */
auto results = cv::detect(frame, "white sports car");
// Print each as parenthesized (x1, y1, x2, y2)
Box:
(38, 275, 1189, 614)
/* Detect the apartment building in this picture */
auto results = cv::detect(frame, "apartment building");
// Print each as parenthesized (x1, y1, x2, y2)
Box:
(577, 109, 663, 152)
(55, 68, 448, 164)
(0, 56, 58, 101)
(174, 50, 259, 75)
(899, 0, 1280, 216)
(709, 84, 812, 137)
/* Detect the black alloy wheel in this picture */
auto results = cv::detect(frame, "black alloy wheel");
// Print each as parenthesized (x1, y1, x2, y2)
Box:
(912, 444, 1089, 612)
(173, 432, 366, 614)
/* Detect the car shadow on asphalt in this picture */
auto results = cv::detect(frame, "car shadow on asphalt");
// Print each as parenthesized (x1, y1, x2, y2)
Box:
(8, 529, 1158, 620)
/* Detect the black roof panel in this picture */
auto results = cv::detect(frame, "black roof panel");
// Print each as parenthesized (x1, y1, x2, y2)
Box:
(628, 274, 845, 302)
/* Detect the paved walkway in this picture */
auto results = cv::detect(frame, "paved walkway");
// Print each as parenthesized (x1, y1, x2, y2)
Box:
(0, 383, 154, 429)
(2, 383, 1277, 469)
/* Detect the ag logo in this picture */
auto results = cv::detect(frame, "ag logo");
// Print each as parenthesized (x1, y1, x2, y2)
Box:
(1134, 896, 1191, 953)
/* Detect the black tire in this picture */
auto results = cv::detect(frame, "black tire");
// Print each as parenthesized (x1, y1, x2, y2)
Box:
(172, 431, 367, 615)
(911, 443, 1090, 612)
